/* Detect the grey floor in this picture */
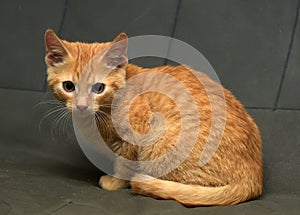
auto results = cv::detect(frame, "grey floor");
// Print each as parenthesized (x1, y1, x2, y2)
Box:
(1, 0, 300, 214)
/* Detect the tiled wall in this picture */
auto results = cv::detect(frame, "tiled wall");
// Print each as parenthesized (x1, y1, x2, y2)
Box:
(1, 0, 299, 110)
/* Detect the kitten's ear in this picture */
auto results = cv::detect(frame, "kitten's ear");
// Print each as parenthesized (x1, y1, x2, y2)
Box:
(102, 32, 128, 69)
(44, 29, 70, 67)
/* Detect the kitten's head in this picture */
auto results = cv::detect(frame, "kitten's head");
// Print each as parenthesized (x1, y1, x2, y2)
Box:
(44, 29, 128, 113)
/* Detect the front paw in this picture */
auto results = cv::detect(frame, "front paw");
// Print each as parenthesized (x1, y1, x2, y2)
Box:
(99, 175, 129, 191)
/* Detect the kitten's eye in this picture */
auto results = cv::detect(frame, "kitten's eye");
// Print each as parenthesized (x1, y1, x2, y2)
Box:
(92, 83, 105, 94)
(62, 81, 75, 92)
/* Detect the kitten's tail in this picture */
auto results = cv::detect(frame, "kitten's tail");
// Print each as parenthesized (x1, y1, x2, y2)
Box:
(131, 174, 262, 206)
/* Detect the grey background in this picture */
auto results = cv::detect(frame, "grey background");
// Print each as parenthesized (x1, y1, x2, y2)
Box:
(0, 0, 299, 214)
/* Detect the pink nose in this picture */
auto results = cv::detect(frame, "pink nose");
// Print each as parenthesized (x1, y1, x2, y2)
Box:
(76, 105, 88, 111)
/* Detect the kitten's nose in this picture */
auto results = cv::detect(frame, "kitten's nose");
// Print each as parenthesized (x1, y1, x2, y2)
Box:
(76, 104, 88, 111)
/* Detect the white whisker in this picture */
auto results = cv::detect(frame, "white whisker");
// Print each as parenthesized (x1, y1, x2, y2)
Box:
(33, 99, 64, 109)
(95, 111, 111, 137)
(99, 104, 117, 108)
(39, 106, 68, 131)
(50, 107, 71, 141)
(38, 99, 72, 141)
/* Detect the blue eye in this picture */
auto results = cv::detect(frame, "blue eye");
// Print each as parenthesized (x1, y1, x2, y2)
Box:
(92, 83, 105, 94)
(63, 81, 75, 92)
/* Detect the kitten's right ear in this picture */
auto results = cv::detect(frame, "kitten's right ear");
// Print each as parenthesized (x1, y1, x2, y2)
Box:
(101, 32, 128, 69)
(44, 29, 70, 67)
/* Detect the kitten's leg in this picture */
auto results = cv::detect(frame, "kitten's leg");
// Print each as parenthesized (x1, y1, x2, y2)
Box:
(99, 141, 138, 191)
(98, 157, 132, 190)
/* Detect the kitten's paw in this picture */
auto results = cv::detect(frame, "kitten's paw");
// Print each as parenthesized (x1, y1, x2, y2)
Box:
(99, 175, 129, 191)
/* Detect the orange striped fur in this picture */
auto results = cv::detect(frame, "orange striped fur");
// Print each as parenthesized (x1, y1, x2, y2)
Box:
(44, 29, 263, 206)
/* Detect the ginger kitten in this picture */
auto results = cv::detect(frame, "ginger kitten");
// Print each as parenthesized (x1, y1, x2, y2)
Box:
(44, 29, 263, 206)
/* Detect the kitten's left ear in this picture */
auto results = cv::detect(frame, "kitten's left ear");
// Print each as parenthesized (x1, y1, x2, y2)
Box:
(44, 29, 70, 67)
(102, 32, 128, 69)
